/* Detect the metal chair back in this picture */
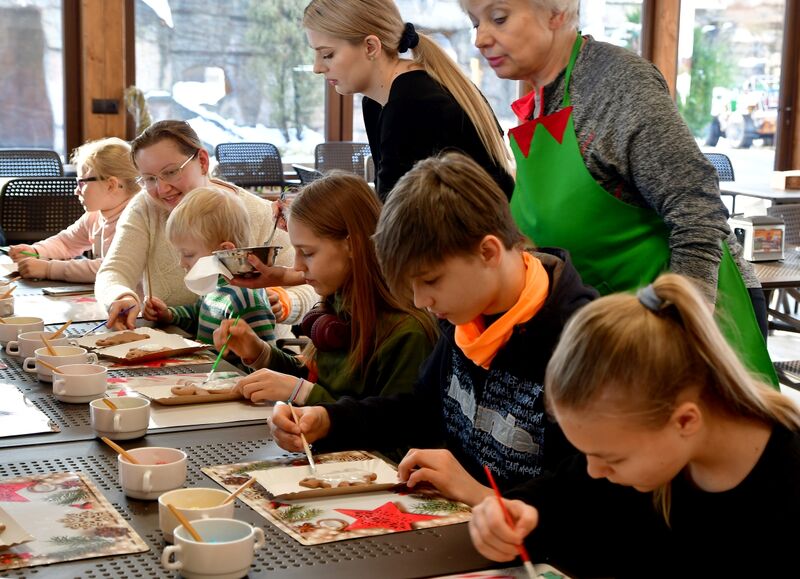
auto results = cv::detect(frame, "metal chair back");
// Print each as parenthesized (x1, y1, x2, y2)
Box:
(314, 142, 371, 176)
(704, 152, 735, 182)
(767, 203, 800, 248)
(0, 177, 83, 243)
(214, 142, 285, 188)
(0, 149, 63, 177)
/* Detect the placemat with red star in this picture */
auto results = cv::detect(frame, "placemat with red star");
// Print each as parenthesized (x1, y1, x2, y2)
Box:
(0, 472, 148, 571)
(203, 451, 472, 545)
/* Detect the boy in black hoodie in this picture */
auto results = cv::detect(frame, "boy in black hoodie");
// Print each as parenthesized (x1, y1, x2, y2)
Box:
(271, 152, 597, 506)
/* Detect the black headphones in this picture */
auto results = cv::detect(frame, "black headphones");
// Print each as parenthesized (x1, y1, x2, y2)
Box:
(300, 302, 350, 351)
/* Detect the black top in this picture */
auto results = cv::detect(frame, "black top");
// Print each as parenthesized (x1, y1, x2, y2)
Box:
(319, 248, 597, 491)
(505, 423, 800, 578)
(362, 70, 515, 201)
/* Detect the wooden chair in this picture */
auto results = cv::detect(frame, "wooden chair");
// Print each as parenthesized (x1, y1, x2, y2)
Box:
(0, 149, 63, 177)
(0, 177, 83, 243)
(214, 142, 286, 188)
(314, 142, 371, 177)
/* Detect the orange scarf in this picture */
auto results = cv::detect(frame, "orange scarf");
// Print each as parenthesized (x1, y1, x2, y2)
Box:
(454, 252, 549, 369)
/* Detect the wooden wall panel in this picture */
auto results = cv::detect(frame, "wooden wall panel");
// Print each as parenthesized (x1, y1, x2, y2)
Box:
(81, 0, 127, 140)
(642, 0, 681, 98)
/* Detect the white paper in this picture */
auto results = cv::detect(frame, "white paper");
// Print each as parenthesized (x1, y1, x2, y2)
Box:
(184, 256, 233, 296)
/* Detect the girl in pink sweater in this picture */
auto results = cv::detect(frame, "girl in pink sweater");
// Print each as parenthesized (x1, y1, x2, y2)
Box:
(10, 137, 140, 283)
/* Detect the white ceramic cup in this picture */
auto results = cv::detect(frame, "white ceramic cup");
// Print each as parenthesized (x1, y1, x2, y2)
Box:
(52, 363, 108, 403)
(0, 296, 14, 317)
(7, 331, 72, 359)
(23, 345, 98, 383)
(119, 447, 187, 500)
(161, 518, 265, 579)
(158, 488, 236, 543)
(90, 396, 150, 440)
(0, 317, 44, 346)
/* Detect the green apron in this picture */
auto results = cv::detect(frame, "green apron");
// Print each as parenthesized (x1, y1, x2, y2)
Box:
(509, 34, 778, 386)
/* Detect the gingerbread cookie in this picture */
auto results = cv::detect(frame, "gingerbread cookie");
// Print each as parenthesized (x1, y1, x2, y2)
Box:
(96, 331, 149, 347)
(299, 472, 377, 489)
(170, 379, 236, 396)
(125, 344, 170, 359)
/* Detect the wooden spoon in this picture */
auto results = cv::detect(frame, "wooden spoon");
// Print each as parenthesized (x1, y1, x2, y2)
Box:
(51, 320, 73, 339)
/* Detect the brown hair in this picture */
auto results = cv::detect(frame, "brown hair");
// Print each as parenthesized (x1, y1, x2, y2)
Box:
(374, 152, 527, 295)
(130, 120, 201, 167)
(70, 137, 140, 197)
(303, 0, 511, 173)
(290, 171, 436, 373)
(545, 273, 800, 520)
(166, 187, 250, 250)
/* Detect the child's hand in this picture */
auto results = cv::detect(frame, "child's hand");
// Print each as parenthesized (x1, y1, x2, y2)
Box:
(234, 368, 296, 403)
(469, 497, 539, 562)
(227, 255, 304, 290)
(214, 318, 264, 363)
(266, 289, 283, 318)
(397, 449, 493, 506)
(8, 244, 36, 263)
(107, 297, 140, 330)
(17, 258, 49, 280)
(269, 402, 331, 452)
(143, 297, 172, 324)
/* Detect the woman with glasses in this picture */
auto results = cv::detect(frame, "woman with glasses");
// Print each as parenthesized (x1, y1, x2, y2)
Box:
(95, 120, 318, 337)
(9, 137, 139, 282)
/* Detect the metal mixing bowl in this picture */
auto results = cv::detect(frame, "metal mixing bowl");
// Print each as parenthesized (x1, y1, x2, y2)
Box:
(212, 245, 282, 278)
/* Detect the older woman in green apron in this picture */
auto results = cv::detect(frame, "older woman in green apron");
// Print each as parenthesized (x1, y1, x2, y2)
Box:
(464, 0, 777, 385)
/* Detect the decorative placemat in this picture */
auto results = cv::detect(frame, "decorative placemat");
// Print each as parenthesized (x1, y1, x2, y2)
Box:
(203, 450, 472, 546)
(98, 349, 217, 370)
(433, 565, 570, 578)
(0, 472, 148, 571)
(107, 372, 270, 429)
(11, 294, 107, 325)
(0, 383, 59, 438)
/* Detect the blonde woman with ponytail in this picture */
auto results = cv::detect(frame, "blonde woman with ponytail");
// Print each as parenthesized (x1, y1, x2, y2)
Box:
(303, 0, 513, 201)
(10, 137, 140, 282)
(469, 272, 800, 578)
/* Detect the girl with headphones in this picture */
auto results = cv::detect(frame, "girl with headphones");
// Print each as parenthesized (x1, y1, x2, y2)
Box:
(214, 172, 437, 405)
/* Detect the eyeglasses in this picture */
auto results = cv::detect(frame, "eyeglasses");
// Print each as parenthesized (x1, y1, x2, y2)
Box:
(76, 176, 102, 189)
(137, 151, 198, 190)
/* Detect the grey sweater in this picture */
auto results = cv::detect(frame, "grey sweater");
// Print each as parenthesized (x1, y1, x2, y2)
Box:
(531, 36, 759, 300)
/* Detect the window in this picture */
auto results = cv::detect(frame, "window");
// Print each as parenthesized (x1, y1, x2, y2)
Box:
(677, 0, 785, 188)
(0, 0, 65, 158)
(134, 0, 324, 163)
(580, 0, 644, 55)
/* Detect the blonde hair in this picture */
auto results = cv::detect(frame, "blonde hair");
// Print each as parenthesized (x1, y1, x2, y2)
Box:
(166, 187, 250, 250)
(545, 273, 800, 520)
(70, 137, 140, 197)
(303, 0, 511, 173)
(290, 171, 436, 374)
(374, 152, 527, 295)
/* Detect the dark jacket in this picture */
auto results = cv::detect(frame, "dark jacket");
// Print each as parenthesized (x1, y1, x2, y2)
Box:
(363, 70, 515, 201)
(320, 248, 597, 491)
(505, 424, 800, 578)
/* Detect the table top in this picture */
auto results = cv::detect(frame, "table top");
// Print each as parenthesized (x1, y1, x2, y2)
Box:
(719, 181, 800, 204)
(753, 248, 800, 289)
(0, 428, 492, 579)
(0, 321, 494, 578)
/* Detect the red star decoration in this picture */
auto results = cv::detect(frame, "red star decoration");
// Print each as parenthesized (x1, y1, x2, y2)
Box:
(74, 297, 97, 303)
(0, 482, 31, 502)
(106, 377, 128, 384)
(335, 501, 439, 532)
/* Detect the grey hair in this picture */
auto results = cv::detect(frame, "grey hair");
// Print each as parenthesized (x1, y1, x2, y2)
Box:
(532, 0, 580, 28)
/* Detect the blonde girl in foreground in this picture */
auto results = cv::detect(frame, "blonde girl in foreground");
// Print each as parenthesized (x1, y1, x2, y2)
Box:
(469, 273, 800, 578)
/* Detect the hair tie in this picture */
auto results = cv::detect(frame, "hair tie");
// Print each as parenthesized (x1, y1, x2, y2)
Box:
(398, 22, 419, 53)
(637, 284, 665, 312)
